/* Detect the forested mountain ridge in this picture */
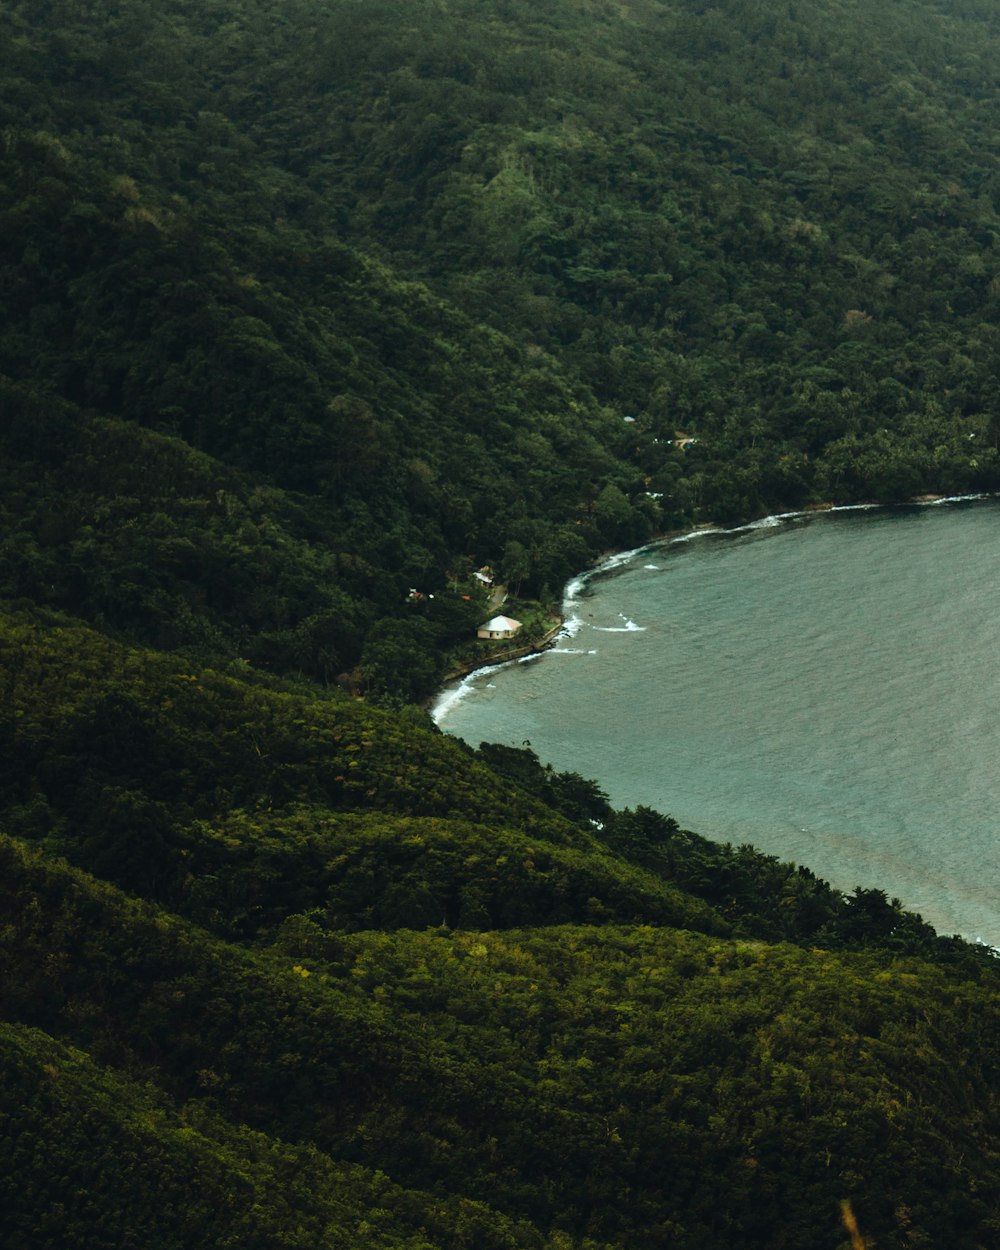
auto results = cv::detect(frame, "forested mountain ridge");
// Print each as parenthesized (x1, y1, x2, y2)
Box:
(6, 0, 1000, 1246)
(8, 0, 1000, 692)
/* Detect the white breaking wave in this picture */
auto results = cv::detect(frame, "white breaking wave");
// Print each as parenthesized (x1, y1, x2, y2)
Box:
(591, 613, 645, 633)
(671, 511, 806, 546)
(670, 525, 727, 544)
(592, 542, 653, 574)
(916, 492, 988, 506)
(644, 494, 997, 563)
(558, 614, 586, 639)
(562, 542, 653, 615)
(430, 662, 509, 725)
(562, 574, 588, 602)
(746, 510, 804, 529)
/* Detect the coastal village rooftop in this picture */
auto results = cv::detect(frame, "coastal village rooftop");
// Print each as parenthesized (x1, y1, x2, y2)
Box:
(477, 615, 522, 640)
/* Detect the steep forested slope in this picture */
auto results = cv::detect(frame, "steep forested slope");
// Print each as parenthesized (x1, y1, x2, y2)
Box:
(6, 823, 1000, 1249)
(7, 0, 1000, 692)
(5, 1, 1000, 1247)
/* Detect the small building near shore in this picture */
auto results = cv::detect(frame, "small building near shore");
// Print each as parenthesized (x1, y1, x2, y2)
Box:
(477, 614, 522, 640)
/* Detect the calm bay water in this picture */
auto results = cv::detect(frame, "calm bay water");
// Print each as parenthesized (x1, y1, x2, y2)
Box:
(434, 498, 1000, 945)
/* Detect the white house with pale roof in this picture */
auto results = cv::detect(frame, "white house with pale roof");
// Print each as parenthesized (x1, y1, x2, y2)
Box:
(477, 614, 522, 640)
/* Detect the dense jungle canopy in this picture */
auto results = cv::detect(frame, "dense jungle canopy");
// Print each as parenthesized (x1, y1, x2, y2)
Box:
(5, 0, 1000, 1246)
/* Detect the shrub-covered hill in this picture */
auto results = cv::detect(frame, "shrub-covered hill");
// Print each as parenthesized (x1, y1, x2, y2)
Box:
(2, 614, 1000, 1248)
(0, 1022, 545, 1250)
(5, 834, 1000, 1250)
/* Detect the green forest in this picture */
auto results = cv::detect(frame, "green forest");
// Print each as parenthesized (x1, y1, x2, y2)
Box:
(5, 0, 1000, 1245)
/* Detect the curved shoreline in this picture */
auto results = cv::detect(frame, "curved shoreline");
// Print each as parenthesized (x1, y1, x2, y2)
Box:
(437, 619, 566, 686)
(430, 493, 1000, 946)
(430, 491, 992, 725)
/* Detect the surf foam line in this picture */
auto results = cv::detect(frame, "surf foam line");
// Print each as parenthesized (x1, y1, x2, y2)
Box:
(558, 613, 586, 640)
(913, 492, 990, 506)
(668, 510, 806, 546)
(662, 494, 998, 551)
(590, 613, 646, 633)
(430, 661, 511, 726)
(439, 494, 1000, 728)
(557, 494, 1000, 643)
(562, 495, 1000, 628)
(562, 537, 655, 620)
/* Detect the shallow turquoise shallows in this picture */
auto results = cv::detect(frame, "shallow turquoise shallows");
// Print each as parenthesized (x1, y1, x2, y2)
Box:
(434, 497, 1000, 946)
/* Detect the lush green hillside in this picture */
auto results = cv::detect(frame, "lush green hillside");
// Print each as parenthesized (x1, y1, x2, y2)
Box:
(5, 0, 1000, 1247)
(5, 828, 1000, 1249)
(7, 0, 1000, 694)
(2, 603, 1000, 1248)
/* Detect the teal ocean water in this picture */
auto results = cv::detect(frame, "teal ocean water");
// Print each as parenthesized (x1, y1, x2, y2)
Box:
(434, 498, 1000, 946)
